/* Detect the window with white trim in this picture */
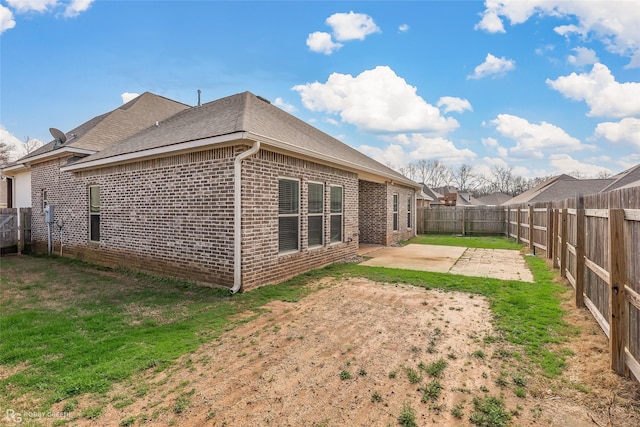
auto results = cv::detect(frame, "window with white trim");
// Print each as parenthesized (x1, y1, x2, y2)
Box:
(307, 182, 324, 247)
(279, 178, 299, 253)
(407, 196, 412, 229)
(89, 185, 100, 242)
(41, 189, 48, 212)
(393, 193, 399, 231)
(330, 186, 342, 243)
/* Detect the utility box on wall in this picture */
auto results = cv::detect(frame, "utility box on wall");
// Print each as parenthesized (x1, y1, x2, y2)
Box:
(44, 205, 55, 223)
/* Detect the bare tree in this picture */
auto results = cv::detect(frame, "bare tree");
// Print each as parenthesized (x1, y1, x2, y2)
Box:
(420, 160, 452, 188)
(23, 136, 43, 154)
(0, 142, 11, 167)
(451, 163, 477, 192)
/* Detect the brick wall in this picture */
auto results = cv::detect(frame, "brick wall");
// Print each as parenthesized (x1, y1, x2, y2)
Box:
(358, 180, 388, 244)
(240, 149, 359, 290)
(358, 180, 416, 245)
(30, 146, 361, 290)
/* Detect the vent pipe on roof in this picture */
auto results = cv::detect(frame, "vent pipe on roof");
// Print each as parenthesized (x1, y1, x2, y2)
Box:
(197, 89, 201, 107)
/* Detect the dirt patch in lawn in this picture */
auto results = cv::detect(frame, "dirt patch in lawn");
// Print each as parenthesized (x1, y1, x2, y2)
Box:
(61, 277, 639, 427)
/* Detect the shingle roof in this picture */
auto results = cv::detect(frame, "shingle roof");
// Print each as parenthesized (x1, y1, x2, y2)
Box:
(507, 174, 614, 205)
(601, 163, 640, 192)
(71, 91, 418, 187)
(476, 192, 512, 206)
(20, 92, 189, 162)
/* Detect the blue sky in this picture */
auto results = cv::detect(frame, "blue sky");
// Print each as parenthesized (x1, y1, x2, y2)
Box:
(1, 0, 639, 181)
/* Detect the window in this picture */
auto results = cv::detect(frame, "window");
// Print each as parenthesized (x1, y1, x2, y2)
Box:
(89, 185, 100, 242)
(279, 179, 299, 253)
(407, 196, 412, 229)
(393, 193, 399, 231)
(41, 189, 48, 212)
(308, 182, 324, 247)
(330, 186, 342, 243)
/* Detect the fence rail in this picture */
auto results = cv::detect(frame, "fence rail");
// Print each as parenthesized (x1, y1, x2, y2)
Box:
(417, 186, 640, 383)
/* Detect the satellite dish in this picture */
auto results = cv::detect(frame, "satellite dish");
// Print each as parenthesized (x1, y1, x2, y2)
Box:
(49, 128, 67, 144)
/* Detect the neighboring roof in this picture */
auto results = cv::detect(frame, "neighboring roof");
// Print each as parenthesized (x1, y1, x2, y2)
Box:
(600, 163, 640, 192)
(19, 92, 190, 163)
(507, 174, 614, 205)
(421, 185, 444, 204)
(476, 192, 512, 206)
(64, 91, 420, 188)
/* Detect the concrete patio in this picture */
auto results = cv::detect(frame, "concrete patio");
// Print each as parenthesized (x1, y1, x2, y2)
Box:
(358, 244, 534, 282)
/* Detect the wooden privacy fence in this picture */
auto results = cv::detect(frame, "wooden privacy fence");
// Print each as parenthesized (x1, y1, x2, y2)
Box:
(418, 186, 640, 382)
(417, 206, 506, 235)
(0, 207, 32, 255)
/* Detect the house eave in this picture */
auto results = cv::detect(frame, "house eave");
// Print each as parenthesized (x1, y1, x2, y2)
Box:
(60, 132, 248, 172)
(1, 163, 29, 175)
(246, 132, 422, 189)
(22, 147, 96, 166)
(59, 130, 421, 190)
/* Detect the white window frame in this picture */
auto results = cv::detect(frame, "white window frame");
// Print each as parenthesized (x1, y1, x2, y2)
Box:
(330, 185, 343, 244)
(41, 189, 48, 212)
(278, 177, 300, 254)
(307, 181, 324, 248)
(89, 185, 100, 242)
(393, 193, 399, 232)
(407, 195, 412, 229)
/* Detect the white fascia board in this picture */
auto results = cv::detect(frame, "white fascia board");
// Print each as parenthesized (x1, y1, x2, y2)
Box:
(246, 132, 422, 190)
(22, 147, 96, 165)
(1, 163, 28, 175)
(60, 132, 247, 172)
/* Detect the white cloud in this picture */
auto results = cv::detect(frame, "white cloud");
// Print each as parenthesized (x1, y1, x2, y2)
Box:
(474, 10, 505, 33)
(546, 63, 640, 118)
(567, 47, 598, 67)
(326, 11, 381, 42)
(6, 0, 57, 13)
(121, 92, 140, 104)
(292, 65, 459, 134)
(0, 125, 44, 162)
(491, 113, 587, 159)
(273, 97, 297, 113)
(476, 1, 640, 68)
(359, 135, 476, 170)
(548, 153, 612, 176)
(437, 97, 473, 114)
(307, 11, 380, 55)
(398, 24, 409, 33)
(593, 117, 640, 149)
(0, 5, 16, 33)
(481, 137, 499, 147)
(535, 44, 554, 56)
(306, 31, 342, 55)
(468, 53, 515, 79)
(63, 0, 94, 18)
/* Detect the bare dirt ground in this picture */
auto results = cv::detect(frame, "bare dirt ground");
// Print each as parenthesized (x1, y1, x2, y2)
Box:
(60, 276, 640, 427)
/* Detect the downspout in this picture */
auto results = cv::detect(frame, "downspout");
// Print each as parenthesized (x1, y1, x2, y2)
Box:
(230, 140, 261, 294)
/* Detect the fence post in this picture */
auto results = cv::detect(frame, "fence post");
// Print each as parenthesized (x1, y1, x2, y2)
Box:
(461, 207, 466, 236)
(505, 207, 510, 238)
(608, 208, 627, 374)
(528, 205, 534, 251)
(575, 195, 585, 307)
(560, 208, 567, 279)
(553, 209, 559, 268)
(516, 208, 521, 243)
(546, 205, 553, 260)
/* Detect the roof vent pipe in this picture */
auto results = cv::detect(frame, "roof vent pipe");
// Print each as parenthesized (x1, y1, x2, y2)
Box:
(197, 89, 201, 107)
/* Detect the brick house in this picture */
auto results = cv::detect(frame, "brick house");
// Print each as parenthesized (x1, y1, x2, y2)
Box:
(22, 91, 419, 291)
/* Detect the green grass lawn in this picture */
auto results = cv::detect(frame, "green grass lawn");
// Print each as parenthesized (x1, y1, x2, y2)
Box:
(1, 236, 572, 413)
(407, 234, 523, 250)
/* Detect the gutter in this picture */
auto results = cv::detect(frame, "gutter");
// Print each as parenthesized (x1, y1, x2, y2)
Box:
(230, 139, 261, 294)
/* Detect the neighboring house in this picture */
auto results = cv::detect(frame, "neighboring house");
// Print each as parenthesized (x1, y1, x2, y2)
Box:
(22, 91, 420, 292)
(430, 186, 480, 207)
(476, 192, 512, 206)
(506, 165, 640, 205)
(420, 186, 444, 207)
